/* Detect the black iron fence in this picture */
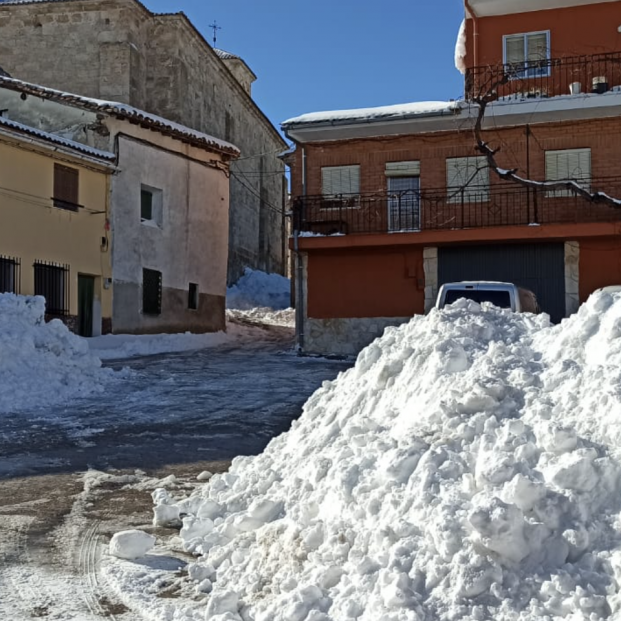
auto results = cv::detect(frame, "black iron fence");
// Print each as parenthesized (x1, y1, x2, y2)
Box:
(466, 51, 621, 100)
(0, 255, 20, 294)
(33, 260, 70, 316)
(293, 179, 621, 237)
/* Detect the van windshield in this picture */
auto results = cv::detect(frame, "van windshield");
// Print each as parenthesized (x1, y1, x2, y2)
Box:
(444, 289, 512, 308)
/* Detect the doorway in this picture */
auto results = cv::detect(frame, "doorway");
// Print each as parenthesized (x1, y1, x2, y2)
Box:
(78, 275, 95, 337)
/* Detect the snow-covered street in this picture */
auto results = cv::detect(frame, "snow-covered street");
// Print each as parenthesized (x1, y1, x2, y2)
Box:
(0, 311, 352, 620)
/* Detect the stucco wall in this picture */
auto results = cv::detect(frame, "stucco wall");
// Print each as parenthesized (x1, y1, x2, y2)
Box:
(109, 131, 229, 334)
(0, 0, 287, 283)
(0, 136, 112, 328)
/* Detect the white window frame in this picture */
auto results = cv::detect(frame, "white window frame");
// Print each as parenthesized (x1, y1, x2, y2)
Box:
(503, 30, 551, 79)
(545, 148, 591, 197)
(446, 156, 489, 203)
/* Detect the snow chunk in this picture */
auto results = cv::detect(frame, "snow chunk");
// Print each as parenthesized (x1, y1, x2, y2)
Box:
(109, 530, 156, 560)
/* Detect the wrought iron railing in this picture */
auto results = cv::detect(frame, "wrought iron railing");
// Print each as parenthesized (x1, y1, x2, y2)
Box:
(466, 51, 621, 101)
(292, 179, 621, 237)
(33, 260, 70, 316)
(0, 255, 20, 294)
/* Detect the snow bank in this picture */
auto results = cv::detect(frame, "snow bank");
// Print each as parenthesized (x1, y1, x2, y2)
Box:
(136, 291, 621, 620)
(0, 294, 114, 412)
(226, 268, 291, 311)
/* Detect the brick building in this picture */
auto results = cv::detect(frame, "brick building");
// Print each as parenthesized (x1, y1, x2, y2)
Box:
(283, 0, 621, 356)
(0, 0, 288, 284)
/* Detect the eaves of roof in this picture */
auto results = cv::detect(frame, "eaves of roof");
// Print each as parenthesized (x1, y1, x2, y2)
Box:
(0, 76, 241, 157)
(0, 116, 116, 164)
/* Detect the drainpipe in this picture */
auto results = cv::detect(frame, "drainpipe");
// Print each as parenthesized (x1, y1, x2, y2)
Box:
(464, 0, 479, 68)
(294, 146, 307, 354)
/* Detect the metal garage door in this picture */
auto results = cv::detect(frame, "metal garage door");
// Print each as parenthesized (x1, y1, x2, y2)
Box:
(438, 243, 565, 322)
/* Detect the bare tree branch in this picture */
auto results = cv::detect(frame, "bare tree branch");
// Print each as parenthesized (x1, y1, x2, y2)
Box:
(472, 75, 621, 209)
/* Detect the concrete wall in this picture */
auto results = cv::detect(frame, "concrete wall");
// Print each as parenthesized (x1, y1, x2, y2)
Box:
(0, 132, 112, 332)
(109, 130, 230, 334)
(0, 0, 287, 284)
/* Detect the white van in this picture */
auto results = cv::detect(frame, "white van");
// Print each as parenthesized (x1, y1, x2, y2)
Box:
(435, 281, 540, 314)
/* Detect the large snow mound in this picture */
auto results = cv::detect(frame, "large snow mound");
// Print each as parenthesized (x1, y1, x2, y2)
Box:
(133, 291, 621, 620)
(0, 294, 114, 412)
(226, 268, 291, 311)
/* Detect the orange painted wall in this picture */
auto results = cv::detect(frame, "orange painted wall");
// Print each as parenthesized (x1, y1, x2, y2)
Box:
(465, 1, 621, 68)
(579, 237, 621, 300)
(307, 247, 425, 318)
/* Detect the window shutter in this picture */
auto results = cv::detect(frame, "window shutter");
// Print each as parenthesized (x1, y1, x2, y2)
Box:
(527, 32, 548, 63)
(545, 148, 591, 196)
(321, 165, 360, 195)
(505, 35, 525, 65)
(54, 164, 79, 210)
(385, 161, 420, 177)
(446, 156, 489, 202)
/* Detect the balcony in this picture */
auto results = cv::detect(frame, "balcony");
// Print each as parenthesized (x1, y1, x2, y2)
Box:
(466, 52, 621, 101)
(292, 179, 621, 237)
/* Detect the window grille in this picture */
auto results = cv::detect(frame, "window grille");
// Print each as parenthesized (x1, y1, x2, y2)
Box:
(0, 255, 20, 294)
(33, 260, 70, 315)
(142, 268, 162, 315)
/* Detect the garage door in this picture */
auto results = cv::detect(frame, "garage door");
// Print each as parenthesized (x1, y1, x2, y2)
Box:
(437, 243, 565, 322)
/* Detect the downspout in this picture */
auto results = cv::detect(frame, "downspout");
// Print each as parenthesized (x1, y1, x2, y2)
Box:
(464, 0, 479, 67)
(294, 145, 307, 354)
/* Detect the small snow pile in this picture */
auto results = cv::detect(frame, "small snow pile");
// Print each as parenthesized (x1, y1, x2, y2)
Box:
(455, 19, 467, 75)
(139, 291, 621, 620)
(109, 530, 156, 560)
(226, 268, 291, 311)
(0, 294, 113, 412)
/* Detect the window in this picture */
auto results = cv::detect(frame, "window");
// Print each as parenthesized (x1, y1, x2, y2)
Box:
(34, 261, 69, 315)
(142, 268, 162, 315)
(503, 31, 550, 79)
(140, 185, 163, 227)
(446, 156, 489, 202)
(188, 283, 199, 310)
(0, 255, 20, 294)
(53, 164, 80, 211)
(321, 165, 360, 197)
(386, 162, 421, 231)
(546, 148, 591, 197)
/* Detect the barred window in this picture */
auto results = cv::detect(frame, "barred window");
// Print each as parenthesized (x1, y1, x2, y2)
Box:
(53, 164, 80, 212)
(142, 268, 162, 315)
(34, 261, 69, 315)
(0, 255, 20, 294)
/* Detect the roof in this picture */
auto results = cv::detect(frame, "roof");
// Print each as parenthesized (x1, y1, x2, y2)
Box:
(0, 115, 116, 162)
(466, 0, 619, 17)
(0, 76, 241, 157)
(282, 101, 461, 129)
(213, 48, 240, 61)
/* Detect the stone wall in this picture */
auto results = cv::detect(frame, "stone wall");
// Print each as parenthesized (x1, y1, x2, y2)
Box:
(0, 0, 287, 284)
(303, 317, 411, 357)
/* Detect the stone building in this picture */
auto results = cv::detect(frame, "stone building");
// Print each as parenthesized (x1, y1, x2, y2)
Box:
(0, 0, 288, 284)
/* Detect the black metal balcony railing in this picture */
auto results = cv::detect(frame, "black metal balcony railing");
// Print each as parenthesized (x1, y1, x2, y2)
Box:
(466, 51, 621, 101)
(292, 180, 621, 237)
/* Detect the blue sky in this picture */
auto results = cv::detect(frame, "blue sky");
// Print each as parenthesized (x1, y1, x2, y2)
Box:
(144, 0, 466, 132)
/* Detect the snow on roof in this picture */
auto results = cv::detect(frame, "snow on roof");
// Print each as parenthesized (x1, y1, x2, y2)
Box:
(0, 76, 240, 157)
(0, 116, 116, 161)
(455, 19, 467, 75)
(282, 100, 461, 128)
(213, 48, 241, 61)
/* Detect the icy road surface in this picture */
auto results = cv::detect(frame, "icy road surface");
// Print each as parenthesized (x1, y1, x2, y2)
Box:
(0, 324, 351, 479)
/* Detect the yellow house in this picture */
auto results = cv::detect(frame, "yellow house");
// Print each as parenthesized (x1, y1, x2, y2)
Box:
(0, 116, 116, 336)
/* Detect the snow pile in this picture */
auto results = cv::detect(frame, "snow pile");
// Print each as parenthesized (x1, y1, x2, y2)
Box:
(114, 291, 621, 620)
(226, 268, 291, 311)
(0, 294, 113, 412)
(455, 19, 467, 74)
